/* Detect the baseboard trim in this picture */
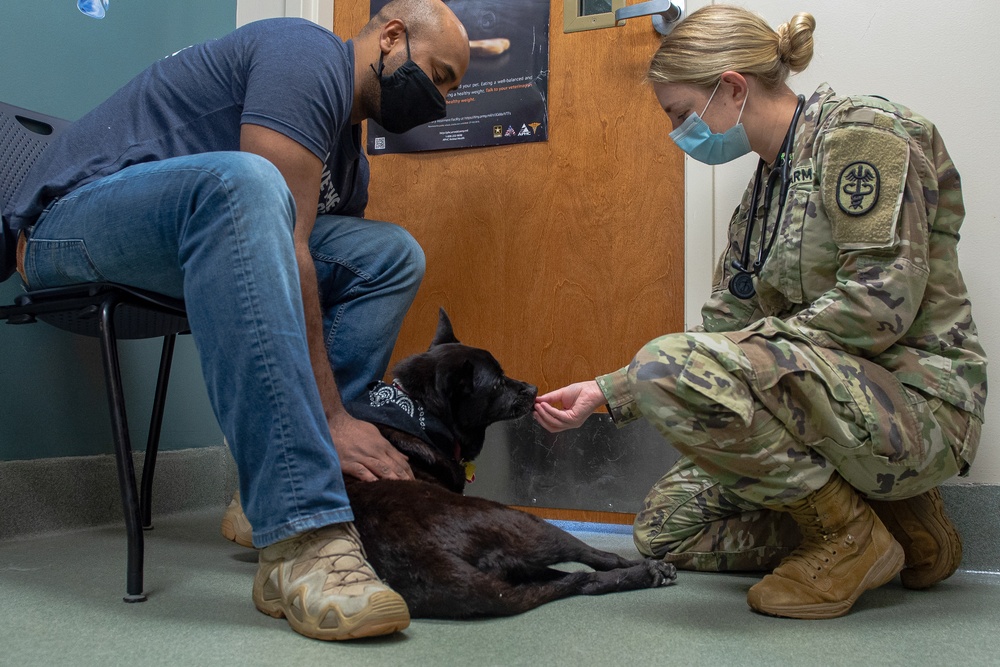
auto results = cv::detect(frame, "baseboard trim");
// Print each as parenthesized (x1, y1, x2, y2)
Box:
(940, 484, 1000, 573)
(1, 444, 996, 572)
(0, 445, 237, 541)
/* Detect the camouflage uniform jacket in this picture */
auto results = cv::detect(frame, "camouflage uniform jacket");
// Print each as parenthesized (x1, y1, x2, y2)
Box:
(601, 83, 987, 424)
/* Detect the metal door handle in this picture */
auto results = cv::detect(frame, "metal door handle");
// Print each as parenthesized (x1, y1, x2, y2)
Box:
(615, 0, 684, 35)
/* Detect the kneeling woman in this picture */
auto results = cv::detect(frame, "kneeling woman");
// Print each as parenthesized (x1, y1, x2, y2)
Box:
(533, 4, 987, 619)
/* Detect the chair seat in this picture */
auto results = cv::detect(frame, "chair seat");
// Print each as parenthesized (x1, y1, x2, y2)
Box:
(1, 282, 188, 338)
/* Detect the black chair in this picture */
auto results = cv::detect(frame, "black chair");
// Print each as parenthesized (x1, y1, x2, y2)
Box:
(0, 101, 189, 602)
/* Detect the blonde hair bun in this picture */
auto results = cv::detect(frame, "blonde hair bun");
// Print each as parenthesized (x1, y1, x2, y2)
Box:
(776, 12, 816, 73)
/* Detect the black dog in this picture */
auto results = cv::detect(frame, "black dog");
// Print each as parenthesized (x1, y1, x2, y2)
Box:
(344, 309, 676, 619)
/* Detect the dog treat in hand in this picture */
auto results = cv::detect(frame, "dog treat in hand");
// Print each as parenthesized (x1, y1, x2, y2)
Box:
(469, 38, 511, 57)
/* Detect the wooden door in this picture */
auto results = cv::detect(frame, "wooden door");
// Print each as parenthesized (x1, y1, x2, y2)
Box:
(334, 1, 684, 389)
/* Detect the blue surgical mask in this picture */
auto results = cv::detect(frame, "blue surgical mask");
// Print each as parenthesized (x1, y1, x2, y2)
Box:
(669, 81, 751, 165)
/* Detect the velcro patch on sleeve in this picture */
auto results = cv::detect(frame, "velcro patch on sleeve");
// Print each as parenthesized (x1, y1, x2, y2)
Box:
(821, 125, 908, 249)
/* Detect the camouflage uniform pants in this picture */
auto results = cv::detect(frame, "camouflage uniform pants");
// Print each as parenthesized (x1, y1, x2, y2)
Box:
(627, 330, 974, 572)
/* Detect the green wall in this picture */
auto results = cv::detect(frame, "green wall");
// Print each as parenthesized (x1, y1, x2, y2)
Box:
(0, 0, 237, 460)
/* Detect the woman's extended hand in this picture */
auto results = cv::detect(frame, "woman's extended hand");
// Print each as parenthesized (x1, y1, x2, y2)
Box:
(533, 380, 606, 433)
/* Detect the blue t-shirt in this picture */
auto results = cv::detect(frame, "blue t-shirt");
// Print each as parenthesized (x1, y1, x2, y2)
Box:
(5, 18, 369, 232)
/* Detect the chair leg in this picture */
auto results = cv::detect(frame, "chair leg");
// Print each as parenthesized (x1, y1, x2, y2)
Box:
(140, 334, 177, 529)
(97, 296, 147, 603)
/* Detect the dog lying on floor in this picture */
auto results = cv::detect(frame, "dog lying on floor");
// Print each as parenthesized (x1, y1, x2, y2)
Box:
(223, 309, 676, 618)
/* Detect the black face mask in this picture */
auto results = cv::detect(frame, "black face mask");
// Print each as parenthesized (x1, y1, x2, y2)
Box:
(370, 30, 447, 134)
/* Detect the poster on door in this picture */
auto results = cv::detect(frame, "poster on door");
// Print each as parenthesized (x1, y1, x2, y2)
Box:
(367, 0, 550, 155)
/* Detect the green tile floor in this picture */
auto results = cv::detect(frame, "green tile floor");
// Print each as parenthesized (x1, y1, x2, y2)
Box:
(1, 508, 998, 667)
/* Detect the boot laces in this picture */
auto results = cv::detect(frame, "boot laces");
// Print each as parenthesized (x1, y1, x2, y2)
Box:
(317, 530, 379, 590)
(790, 516, 854, 580)
(287, 524, 381, 593)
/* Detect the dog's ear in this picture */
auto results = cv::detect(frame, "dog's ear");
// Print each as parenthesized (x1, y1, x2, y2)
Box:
(430, 307, 460, 348)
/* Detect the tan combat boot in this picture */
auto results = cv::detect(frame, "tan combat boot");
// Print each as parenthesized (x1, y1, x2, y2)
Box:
(746, 473, 905, 619)
(868, 487, 962, 590)
(254, 522, 411, 640)
(220, 491, 255, 548)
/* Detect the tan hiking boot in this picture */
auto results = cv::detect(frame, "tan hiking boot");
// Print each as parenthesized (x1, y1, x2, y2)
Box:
(868, 487, 962, 590)
(253, 522, 410, 641)
(220, 491, 255, 548)
(747, 473, 905, 619)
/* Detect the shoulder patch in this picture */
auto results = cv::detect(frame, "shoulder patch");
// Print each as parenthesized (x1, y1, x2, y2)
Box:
(836, 161, 880, 215)
(821, 126, 908, 249)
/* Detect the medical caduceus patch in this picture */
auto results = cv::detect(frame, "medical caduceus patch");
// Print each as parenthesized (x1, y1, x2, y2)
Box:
(837, 161, 880, 215)
(821, 123, 908, 250)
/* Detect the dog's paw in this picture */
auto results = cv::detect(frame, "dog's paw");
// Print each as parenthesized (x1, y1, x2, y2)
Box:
(646, 558, 678, 587)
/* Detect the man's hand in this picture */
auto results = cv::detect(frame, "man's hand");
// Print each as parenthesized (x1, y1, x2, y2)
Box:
(533, 380, 606, 433)
(330, 413, 413, 482)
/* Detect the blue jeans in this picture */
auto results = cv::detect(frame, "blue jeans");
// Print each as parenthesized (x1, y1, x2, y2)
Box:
(22, 153, 424, 546)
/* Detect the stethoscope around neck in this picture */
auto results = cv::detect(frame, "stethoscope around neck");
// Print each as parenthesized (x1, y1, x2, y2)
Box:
(728, 94, 806, 300)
